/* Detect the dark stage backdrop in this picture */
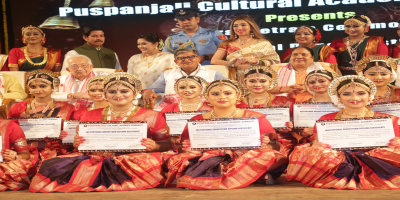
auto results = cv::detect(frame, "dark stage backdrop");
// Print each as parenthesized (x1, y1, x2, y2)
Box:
(5, 0, 400, 71)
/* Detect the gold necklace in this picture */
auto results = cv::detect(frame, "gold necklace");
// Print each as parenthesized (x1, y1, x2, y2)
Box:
(342, 108, 367, 117)
(23, 47, 48, 66)
(29, 99, 55, 118)
(248, 93, 269, 108)
(143, 52, 158, 68)
(179, 101, 202, 111)
(109, 104, 135, 118)
(374, 87, 391, 103)
(210, 109, 239, 119)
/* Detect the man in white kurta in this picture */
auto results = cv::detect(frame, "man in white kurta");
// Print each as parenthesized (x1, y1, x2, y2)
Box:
(55, 55, 107, 108)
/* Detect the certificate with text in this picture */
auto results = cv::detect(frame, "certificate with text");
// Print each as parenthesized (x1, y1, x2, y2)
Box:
(370, 102, 400, 118)
(165, 111, 205, 136)
(78, 121, 147, 152)
(249, 107, 290, 128)
(188, 117, 261, 150)
(18, 118, 62, 140)
(62, 121, 79, 144)
(316, 117, 395, 150)
(293, 103, 339, 128)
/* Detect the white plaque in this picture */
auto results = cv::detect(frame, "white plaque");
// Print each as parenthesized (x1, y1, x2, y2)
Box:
(62, 121, 80, 144)
(293, 103, 339, 128)
(78, 121, 147, 152)
(316, 117, 395, 150)
(370, 102, 400, 118)
(18, 118, 62, 140)
(165, 112, 204, 136)
(249, 107, 290, 128)
(188, 117, 261, 150)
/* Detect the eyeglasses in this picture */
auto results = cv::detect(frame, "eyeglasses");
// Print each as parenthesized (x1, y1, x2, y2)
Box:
(176, 55, 197, 61)
(69, 64, 90, 69)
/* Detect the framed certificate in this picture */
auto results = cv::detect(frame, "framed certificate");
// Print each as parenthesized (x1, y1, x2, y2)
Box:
(249, 107, 290, 128)
(165, 111, 205, 136)
(316, 117, 395, 150)
(18, 118, 62, 140)
(293, 103, 339, 128)
(188, 117, 261, 150)
(62, 121, 79, 144)
(78, 121, 147, 152)
(370, 102, 400, 118)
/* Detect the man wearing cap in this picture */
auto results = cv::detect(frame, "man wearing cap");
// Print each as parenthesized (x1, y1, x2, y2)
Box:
(163, 8, 226, 65)
(61, 26, 121, 71)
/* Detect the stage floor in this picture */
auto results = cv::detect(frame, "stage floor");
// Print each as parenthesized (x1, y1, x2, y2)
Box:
(3, 175, 400, 200)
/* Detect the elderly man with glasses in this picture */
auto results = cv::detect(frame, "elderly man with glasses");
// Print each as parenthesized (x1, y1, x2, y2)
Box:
(55, 55, 107, 108)
(143, 48, 226, 110)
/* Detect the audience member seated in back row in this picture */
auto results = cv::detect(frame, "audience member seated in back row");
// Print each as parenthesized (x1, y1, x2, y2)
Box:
(61, 26, 121, 71)
(143, 48, 226, 110)
(55, 55, 107, 109)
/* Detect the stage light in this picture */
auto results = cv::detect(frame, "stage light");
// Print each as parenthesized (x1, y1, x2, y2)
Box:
(39, 0, 80, 29)
(89, 0, 115, 7)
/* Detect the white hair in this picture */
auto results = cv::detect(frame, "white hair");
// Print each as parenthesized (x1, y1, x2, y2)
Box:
(67, 55, 93, 66)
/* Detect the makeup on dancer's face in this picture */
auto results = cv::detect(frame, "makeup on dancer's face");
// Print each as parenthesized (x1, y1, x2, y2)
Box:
(208, 85, 237, 107)
(106, 83, 135, 103)
(23, 29, 43, 43)
(364, 62, 392, 86)
(88, 84, 105, 100)
(245, 76, 271, 93)
(307, 76, 330, 92)
(295, 28, 315, 45)
(177, 79, 201, 98)
(29, 80, 52, 97)
(339, 86, 370, 107)
(344, 22, 365, 36)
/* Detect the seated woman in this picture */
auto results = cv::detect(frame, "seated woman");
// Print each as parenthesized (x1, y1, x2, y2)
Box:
(330, 15, 388, 76)
(356, 55, 400, 103)
(166, 79, 288, 189)
(70, 75, 109, 120)
(211, 14, 280, 82)
(281, 26, 336, 64)
(286, 75, 400, 190)
(0, 118, 33, 192)
(127, 32, 176, 89)
(29, 72, 172, 193)
(161, 75, 212, 150)
(8, 69, 75, 163)
(304, 70, 340, 103)
(161, 75, 212, 113)
(237, 66, 294, 108)
(8, 26, 61, 72)
(271, 46, 337, 103)
(236, 66, 295, 156)
(292, 70, 339, 147)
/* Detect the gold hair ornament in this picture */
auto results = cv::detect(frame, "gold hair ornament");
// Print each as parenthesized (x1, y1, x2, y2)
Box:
(173, 75, 208, 94)
(26, 69, 59, 88)
(86, 75, 107, 91)
(21, 25, 44, 35)
(103, 73, 142, 94)
(205, 79, 245, 102)
(243, 66, 278, 91)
